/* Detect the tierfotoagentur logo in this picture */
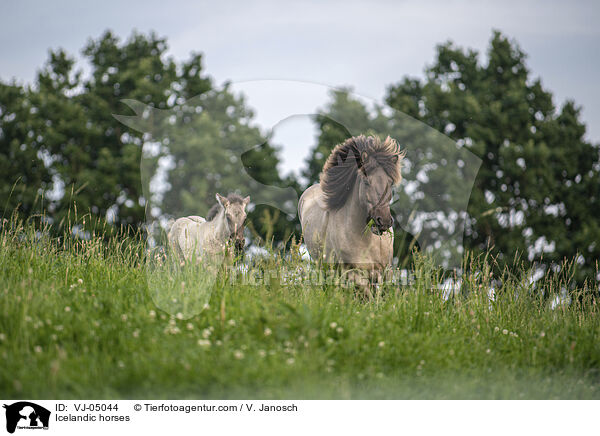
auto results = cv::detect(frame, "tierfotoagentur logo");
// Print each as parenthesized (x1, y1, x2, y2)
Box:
(114, 80, 481, 317)
(3, 402, 50, 434)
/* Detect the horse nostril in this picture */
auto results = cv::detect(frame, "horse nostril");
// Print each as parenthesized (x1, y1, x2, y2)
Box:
(375, 216, 384, 227)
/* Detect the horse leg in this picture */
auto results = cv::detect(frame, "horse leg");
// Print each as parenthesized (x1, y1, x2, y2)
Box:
(342, 269, 373, 300)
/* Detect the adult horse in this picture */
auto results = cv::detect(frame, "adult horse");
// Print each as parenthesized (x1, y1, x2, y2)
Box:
(298, 135, 403, 282)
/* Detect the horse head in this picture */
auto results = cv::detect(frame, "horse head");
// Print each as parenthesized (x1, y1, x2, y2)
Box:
(357, 148, 400, 235)
(215, 193, 250, 239)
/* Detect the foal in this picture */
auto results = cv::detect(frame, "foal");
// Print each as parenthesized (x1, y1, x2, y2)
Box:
(205, 193, 249, 258)
(168, 193, 250, 261)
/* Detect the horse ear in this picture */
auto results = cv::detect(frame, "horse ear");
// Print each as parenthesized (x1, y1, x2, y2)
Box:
(361, 151, 369, 164)
(216, 193, 229, 208)
(243, 196, 250, 207)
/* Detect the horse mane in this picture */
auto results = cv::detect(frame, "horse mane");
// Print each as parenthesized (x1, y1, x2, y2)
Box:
(206, 193, 245, 221)
(319, 135, 404, 211)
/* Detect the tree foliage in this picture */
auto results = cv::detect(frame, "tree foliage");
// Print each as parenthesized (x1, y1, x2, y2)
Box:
(0, 31, 295, 243)
(0, 81, 51, 219)
(305, 31, 600, 281)
(2, 30, 599, 281)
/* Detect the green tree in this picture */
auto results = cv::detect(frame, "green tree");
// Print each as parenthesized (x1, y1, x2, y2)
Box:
(125, 85, 298, 246)
(385, 31, 600, 281)
(30, 32, 180, 231)
(305, 88, 476, 269)
(302, 89, 377, 185)
(1, 30, 296, 245)
(0, 81, 51, 220)
(306, 32, 600, 282)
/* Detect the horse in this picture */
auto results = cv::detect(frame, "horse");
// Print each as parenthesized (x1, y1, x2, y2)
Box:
(205, 193, 249, 257)
(168, 193, 250, 262)
(298, 135, 404, 286)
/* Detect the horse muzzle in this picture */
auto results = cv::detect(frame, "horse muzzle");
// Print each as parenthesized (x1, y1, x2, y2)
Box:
(368, 210, 394, 235)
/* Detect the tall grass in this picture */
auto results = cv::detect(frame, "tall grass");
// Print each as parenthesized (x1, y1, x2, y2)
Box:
(0, 216, 598, 399)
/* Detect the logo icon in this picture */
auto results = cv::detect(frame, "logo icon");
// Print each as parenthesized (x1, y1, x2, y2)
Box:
(3, 402, 50, 434)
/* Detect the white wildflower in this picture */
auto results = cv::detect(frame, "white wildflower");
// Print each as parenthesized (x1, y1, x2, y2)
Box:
(197, 339, 211, 347)
(164, 324, 181, 335)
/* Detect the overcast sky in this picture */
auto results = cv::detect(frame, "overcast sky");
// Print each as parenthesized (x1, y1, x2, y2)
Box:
(1, 0, 599, 177)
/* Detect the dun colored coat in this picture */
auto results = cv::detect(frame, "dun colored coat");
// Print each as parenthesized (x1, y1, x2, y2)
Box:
(299, 135, 404, 280)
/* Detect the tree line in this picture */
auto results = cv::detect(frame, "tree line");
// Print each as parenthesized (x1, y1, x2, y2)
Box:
(1, 30, 598, 283)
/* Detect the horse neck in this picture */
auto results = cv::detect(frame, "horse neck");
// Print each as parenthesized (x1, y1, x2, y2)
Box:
(339, 180, 369, 233)
(213, 209, 231, 241)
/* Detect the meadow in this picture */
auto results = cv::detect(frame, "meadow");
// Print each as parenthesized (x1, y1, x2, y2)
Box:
(1, 218, 599, 399)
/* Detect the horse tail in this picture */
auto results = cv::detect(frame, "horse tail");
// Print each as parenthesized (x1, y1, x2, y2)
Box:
(165, 218, 185, 261)
(298, 190, 306, 224)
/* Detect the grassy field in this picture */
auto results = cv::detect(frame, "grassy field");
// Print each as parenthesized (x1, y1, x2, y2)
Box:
(1, 219, 599, 399)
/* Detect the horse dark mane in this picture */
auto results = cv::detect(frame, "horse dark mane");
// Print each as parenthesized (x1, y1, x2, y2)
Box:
(206, 193, 246, 221)
(319, 135, 404, 211)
